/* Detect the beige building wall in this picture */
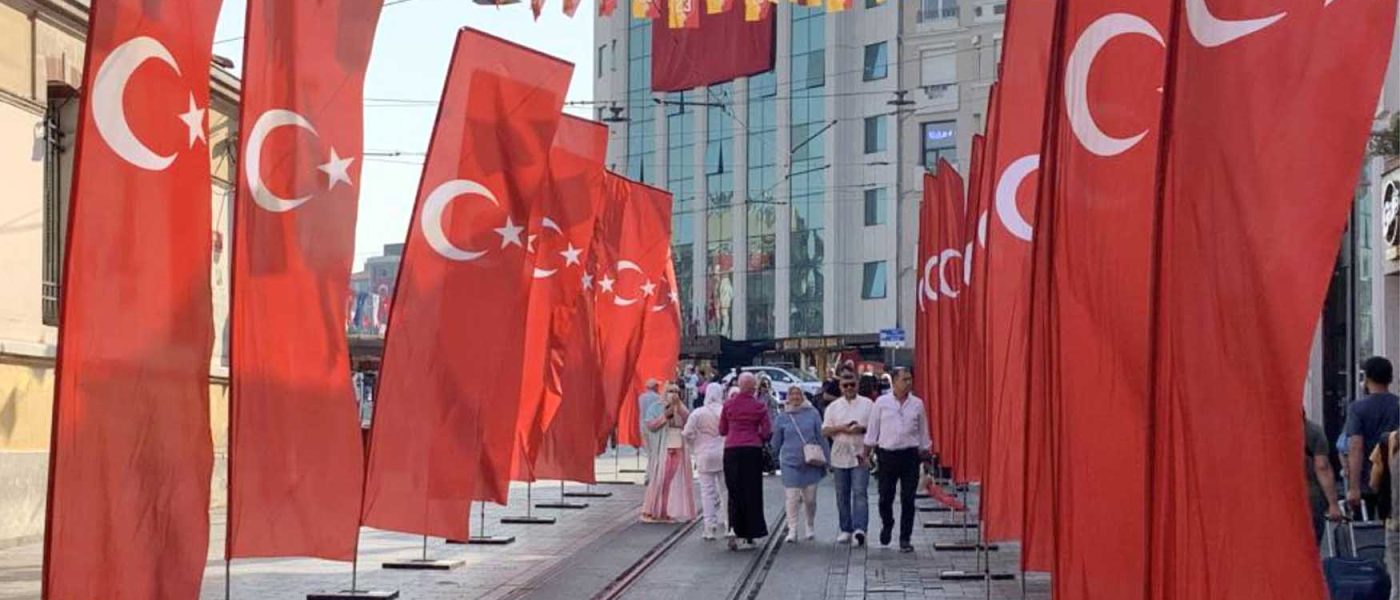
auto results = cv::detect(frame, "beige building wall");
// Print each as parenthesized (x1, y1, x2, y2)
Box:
(0, 0, 238, 546)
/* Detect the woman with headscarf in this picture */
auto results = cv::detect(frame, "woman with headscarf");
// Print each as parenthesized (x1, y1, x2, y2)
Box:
(720, 373, 773, 550)
(684, 383, 729, 539)
(772, 386, 830, 542)
(641, 384, 696, 523)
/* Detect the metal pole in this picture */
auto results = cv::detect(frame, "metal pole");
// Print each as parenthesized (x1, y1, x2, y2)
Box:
(421, 534, 428, 561)
(526, 482, 534, 519)
(478, 501, 487, 537)
(224, 558, 230, 600)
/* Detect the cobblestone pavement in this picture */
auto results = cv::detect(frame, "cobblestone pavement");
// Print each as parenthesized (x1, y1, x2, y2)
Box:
(0, 449, 1051, 599)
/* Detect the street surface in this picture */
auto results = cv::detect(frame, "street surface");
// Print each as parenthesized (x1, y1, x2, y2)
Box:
(0, 449, 1049, 599)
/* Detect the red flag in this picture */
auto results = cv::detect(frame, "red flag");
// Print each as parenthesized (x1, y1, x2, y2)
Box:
(961, 93, 999, 486)
(42, 0, 222, 597)
(947, 136, 985, 482)
(512, 115, 609, 481)
(928, 163, 965, 463)
(706, 0, 733, 14)
(914, 173, 939, 413)
(361, 29, 571, 540)
(595, 174, 674, 448)
(981, 0, 1055, 547)
(227, 0, 382, 562)
(600, 0, 618, 16)
(1026, 1, 1169, 593)
(632, 256, 682, 404)
(654, 0, 775, 91)
(533, 275, 608, 483)
(1148, 1, 1395, 597)
(564, 0, 583, 16)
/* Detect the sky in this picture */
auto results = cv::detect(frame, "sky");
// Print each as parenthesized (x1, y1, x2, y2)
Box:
(212, 0, 598, 270)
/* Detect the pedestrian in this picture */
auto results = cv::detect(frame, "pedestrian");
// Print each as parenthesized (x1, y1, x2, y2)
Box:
(823, 372, 874, 546)
(772, 386, 830, 543)
(641, 384, 696, 523)
(757, 375, 780, 476)
(863, 367, 930, 553)
(1346, 356, 1399, 520)
(684, 383, 729, 540)
(720, 373, 773, 550)
(1372, 424, 1400, 599)
(637, 379, 662, 484)
(685, 366, 700, 407)
(1303, 412, 1343, 547)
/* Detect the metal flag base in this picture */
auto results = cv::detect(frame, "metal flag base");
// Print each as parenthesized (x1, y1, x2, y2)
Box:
(501, 515, 557, 525)
(594, 479, 636, 486)
(934, 542, 999, 552)
(938, 570, 1016, 582)
(917, 506, 956, 513)
(618, 469, 647, 474)
(925, 522, 980, 529)
(445, 502, 517, 545)
(536, 501, 589, 510)
(307, 590, 399, 599)
(564, 490, 614, 498)
(502, 483, 558, 524)
(381, 559, 464, 571)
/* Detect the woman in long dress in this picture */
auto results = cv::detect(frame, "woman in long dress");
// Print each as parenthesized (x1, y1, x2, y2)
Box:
(641, 384, 696, 523)
(720, 373, 773, 550)
(771, 386, 830, 542)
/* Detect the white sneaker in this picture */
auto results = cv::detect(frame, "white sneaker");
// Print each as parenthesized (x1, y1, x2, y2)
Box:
(785, 532, 798, 543)
(725, 528, 736, 538)
(836, 532, 852, 544)
(803, 529, 815, 541)
(702, 525, 716, 541)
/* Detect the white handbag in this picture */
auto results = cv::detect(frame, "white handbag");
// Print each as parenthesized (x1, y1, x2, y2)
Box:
(788, 412, 827, 467)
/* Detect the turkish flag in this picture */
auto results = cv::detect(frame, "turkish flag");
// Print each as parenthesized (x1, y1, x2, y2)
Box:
(1148, 2, 1395, 598)
(981, 0, 1055, 548)
(227, 0, 383, 562)
(1025, 1, 1169, 594)
(361, 29, 571, 540)
(42, 0, 222, 598)
(632, 256, 682, 410)
(595, 174, 674, 449)
(511, 115, 609, 482)
(914, 173, 939, 413)
(961, 97, 999, 487)
(927, 162, 965, 463)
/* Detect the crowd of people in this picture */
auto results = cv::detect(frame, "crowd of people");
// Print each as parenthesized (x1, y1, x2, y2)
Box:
(635, 362, 934, 554)
(1304, 356, 1399, 592)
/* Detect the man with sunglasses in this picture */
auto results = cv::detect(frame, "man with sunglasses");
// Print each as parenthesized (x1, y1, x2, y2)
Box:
(822, 373, 874, 545)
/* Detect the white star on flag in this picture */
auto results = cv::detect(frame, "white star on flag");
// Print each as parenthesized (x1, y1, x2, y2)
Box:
(318, 148, 356, 190)
(560, 243, 583, 266)
(641, 280, 657, 297)
(599, 274, 616, 293)
(669, 289, 679, 305)
(178, 94, 206, 148)
(582, 273, 594, 290)
(495, 216, 525, 249)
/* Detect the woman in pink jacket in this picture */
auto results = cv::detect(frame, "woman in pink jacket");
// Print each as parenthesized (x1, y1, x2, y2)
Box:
(719, 373, 773, 550)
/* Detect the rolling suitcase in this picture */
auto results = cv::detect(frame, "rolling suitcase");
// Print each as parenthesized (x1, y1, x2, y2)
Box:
(1326, 519, 1390, 600)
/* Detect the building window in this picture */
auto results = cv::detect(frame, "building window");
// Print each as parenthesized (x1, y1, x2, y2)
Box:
(921, 120, 957, 168)
(790, 4, 826, 337)
(43, 85, 78, 326)
(626, 15, 656, 184)
(862, 42, 888, 81)
(597, 44, 607, 78)
(864, 188, 887, 226)
(706, 83, 735, 338)
(918, 0, 959, 22)
(862, 262, 888, 300)
(865, 0, 883, 7)
(864, 115, 887, 154)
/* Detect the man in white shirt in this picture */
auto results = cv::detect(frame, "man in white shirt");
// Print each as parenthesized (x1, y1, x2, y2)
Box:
(822, 373, 874, 546)
(863, 367, 931, 553)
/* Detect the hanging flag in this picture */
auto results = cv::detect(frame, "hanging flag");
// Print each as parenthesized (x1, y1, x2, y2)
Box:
(827, 0, 852, 12)
(961, 94, 999, 487)
(564, 0, 583, 16)
(945, 135, 984, 483)
(512, 114, 610, 481)
(631, 256, 682, 408)
(634, 0, 661, 18)
(361, 29, 571, 540)
(743, 0, 775, 22)
(981, 0, 1055, 549)
(1026, 1, 1169, 595)
(705, 0, 732, 14)
(655, 0, 774, 91)
(914, 172, 939, 414)
(668, 0, 701, 28)
(533, 0, 546, 19)
(600, 0, 618, 16)
(42, 0, 222, 597)
(1148, 1, 1396, 597)
(227, 0, 383, 562)
(595, 174, 674, 448)
(928, 162, 965, 467)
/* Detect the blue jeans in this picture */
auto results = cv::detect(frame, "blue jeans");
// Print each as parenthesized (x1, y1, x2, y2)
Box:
(833, 465, 871, 534)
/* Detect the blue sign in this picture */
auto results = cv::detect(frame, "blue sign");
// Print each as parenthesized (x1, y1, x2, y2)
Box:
(879, 328, 906, 348)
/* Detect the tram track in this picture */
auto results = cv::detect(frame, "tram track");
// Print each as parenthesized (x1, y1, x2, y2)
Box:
(591, 508, 789, 600)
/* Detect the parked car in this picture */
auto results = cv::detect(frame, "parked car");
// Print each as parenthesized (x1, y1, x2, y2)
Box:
(721, 365, 823, 400)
